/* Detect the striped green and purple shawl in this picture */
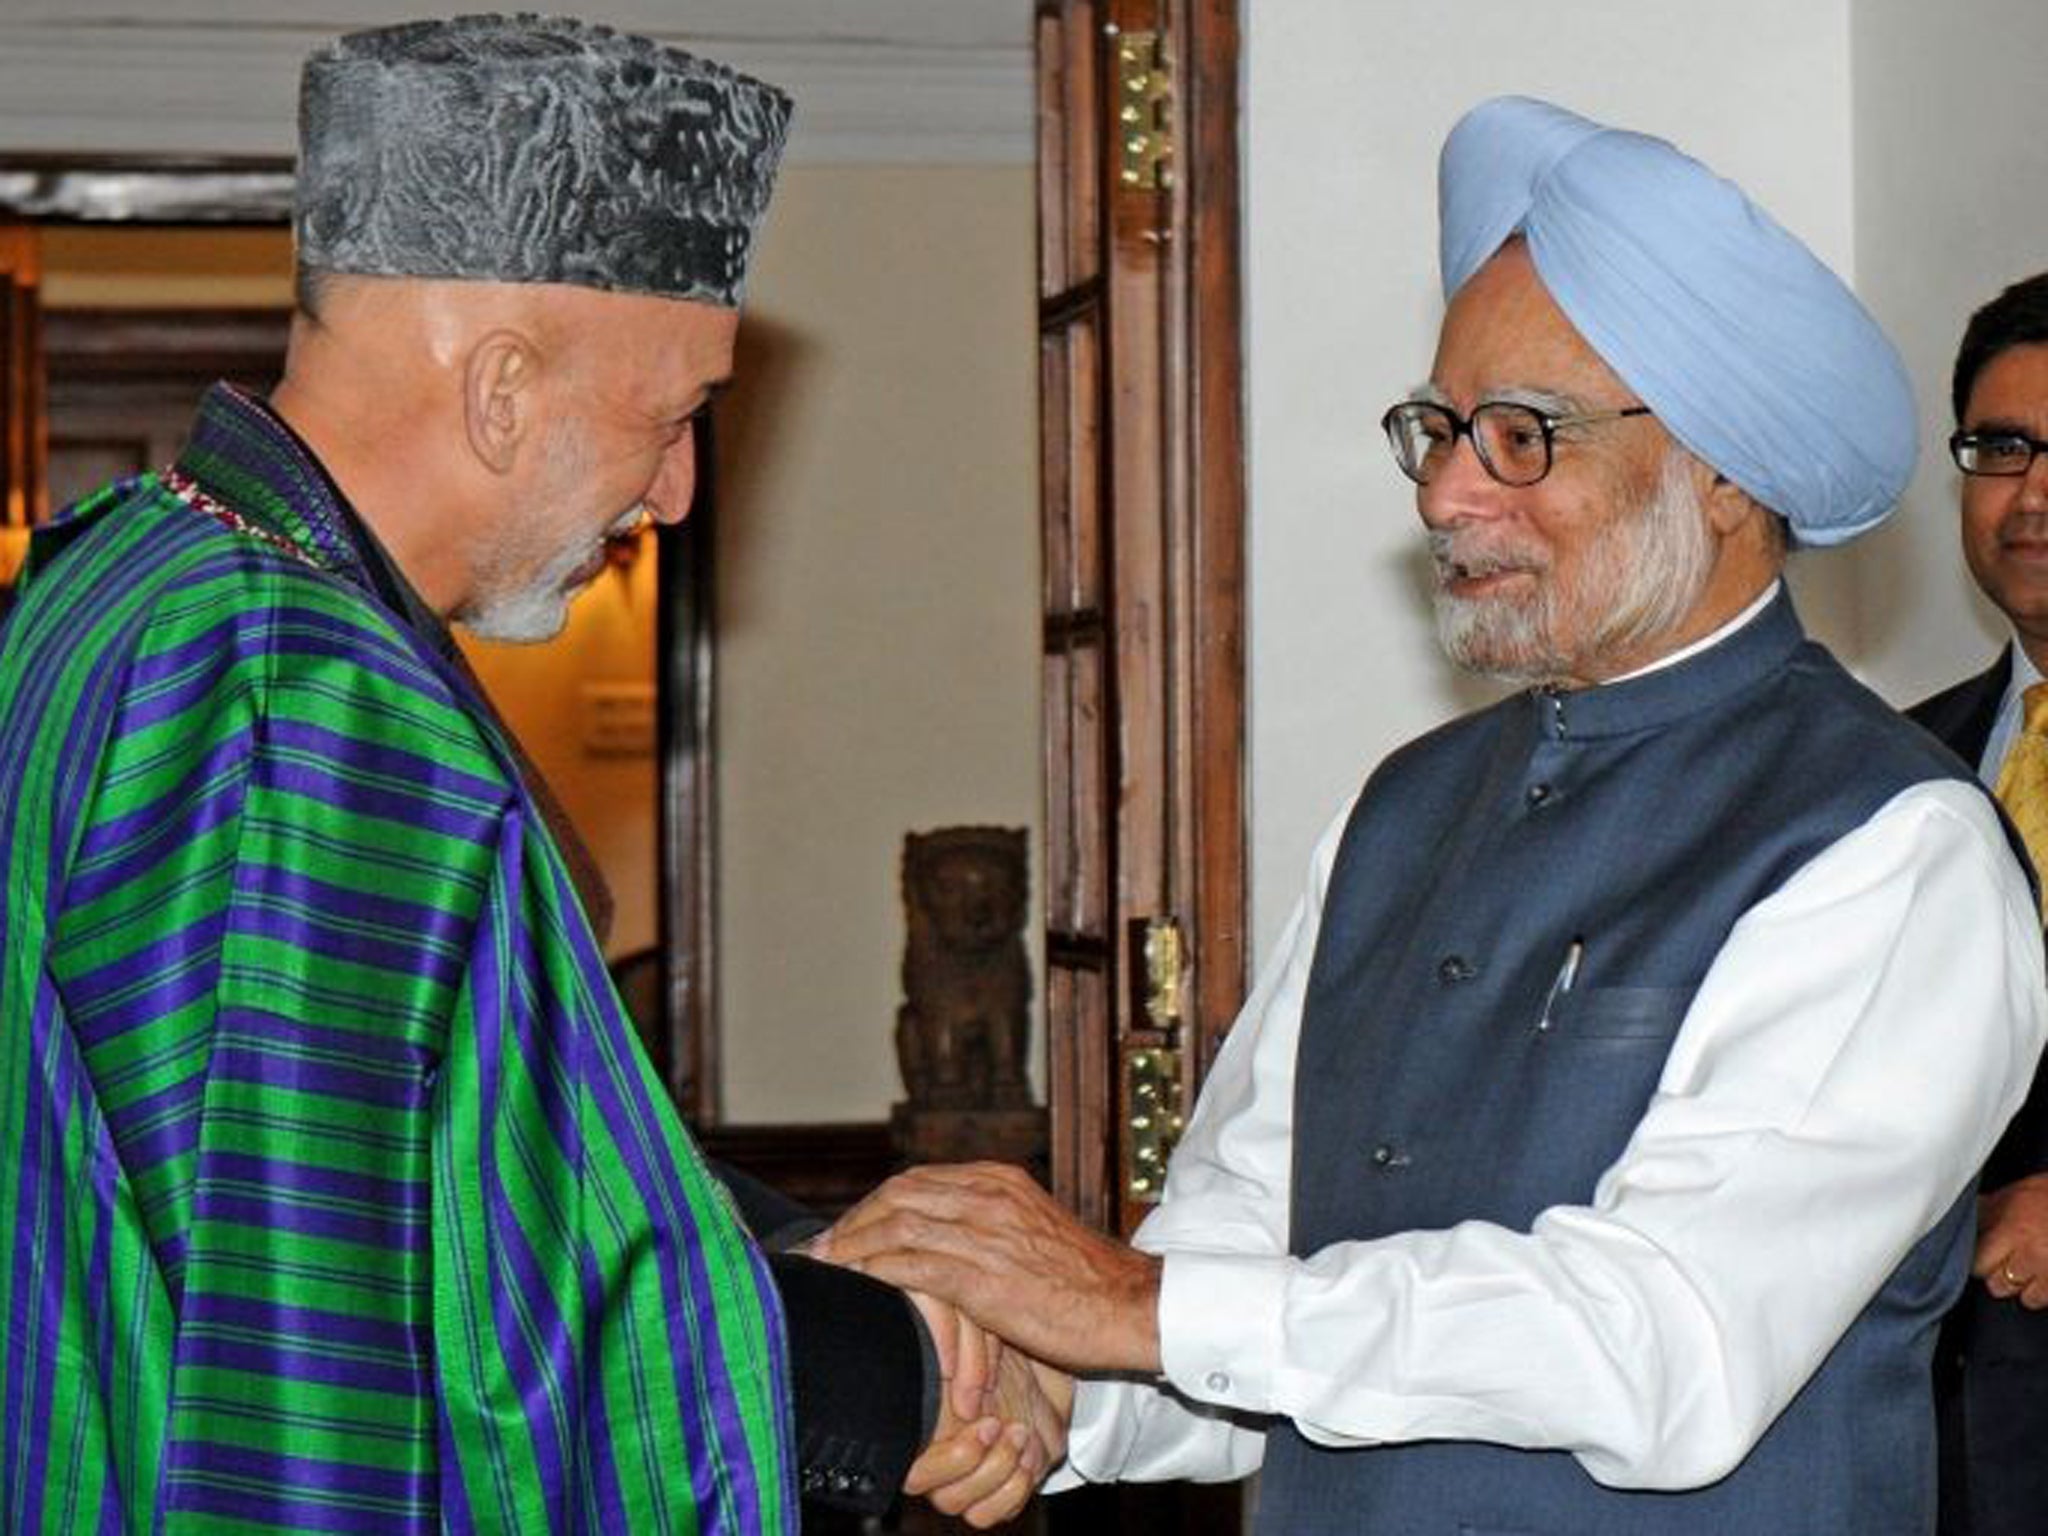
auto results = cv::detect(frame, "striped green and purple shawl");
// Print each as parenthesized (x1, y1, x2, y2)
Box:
(0, 391, 794, 1533)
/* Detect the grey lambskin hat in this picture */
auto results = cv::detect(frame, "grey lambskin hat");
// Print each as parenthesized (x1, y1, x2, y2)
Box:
(295, 13, 791, 308)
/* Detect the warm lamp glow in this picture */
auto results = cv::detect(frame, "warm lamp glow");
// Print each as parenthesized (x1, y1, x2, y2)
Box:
(0, 524, 30, 588)
(602, 521, 648, 573)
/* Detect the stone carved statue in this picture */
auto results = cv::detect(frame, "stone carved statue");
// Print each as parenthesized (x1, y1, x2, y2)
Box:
(894, 826, 1034, 1111)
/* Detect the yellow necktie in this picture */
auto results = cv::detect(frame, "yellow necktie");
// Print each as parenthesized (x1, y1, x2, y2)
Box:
(1994, 681, 2048, 915)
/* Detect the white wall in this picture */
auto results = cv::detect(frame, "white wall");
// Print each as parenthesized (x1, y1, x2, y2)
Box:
(1243, 1, 1869, 960)
(1848, 0, 2048, 702)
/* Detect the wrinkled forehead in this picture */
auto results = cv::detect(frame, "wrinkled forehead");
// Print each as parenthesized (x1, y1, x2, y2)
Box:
(1430, 241, 1630, 407)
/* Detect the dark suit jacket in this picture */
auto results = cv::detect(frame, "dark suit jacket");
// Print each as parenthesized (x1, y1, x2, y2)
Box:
(714, 1161, 935, 1516)
(1910, 650, 2048, 1536)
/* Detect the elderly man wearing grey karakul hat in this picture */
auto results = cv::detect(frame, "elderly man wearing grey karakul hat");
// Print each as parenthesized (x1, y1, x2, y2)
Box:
(0, 14, 1063, 1536)
(816, 96, 2048, 1535)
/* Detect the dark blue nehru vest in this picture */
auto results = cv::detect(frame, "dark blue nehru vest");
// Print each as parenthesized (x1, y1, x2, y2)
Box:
(1257, 592, 1984, 1536)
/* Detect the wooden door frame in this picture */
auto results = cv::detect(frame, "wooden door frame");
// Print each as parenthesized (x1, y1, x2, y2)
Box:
(1172, 0, 1249, 1089)
(1038, 0, 1247, 1236)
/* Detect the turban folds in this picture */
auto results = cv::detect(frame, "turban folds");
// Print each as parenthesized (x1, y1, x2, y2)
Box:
(1439, 96, 1915, 546)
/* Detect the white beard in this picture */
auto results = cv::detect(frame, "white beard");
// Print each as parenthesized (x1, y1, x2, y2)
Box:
(456, 426, 640, 645)
(1428, 451, 1713, 686)
(458, 536, 598, 643)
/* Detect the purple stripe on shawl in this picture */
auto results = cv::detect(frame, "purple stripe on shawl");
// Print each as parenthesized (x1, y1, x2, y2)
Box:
(196, 1189, 423, 1254)
(258, 751, 502, 847)
(46, 612, 176, 916)
(240, 860, 476, 954)
(531, 834, 785, 1525)
(572, 1241, 635, 1533)
(262, 716, 509, 813)
(212, 1029, 436, 1115)
(67, 734, 252, 907)
(464, 823, 577, 1521)
(117, 601, 433, 724)
(199, 1148, 427, 1219)
(175, 1328, 430, 1400)
(223, 861, 471, 992)
(166, 1438, 433, 1504)
(63, 928, 225, 1034)
(85, 1120, 117, 1474)
(111, 624, 252, 737)
(100, 1070, 206, 1170)
(8, 988, 72, 1531)
(181, 1290, 425, 1357)
(164, 1442, 432, 1534)
(214, 1009, 439, 1074)
(178, 1302, 425, 1384)
(434, 1381, 479, 1536)
(226, 902, 466, 991)
(157, 1229, 192, 1302)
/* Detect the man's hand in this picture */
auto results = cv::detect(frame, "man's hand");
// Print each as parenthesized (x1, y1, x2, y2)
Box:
(899, 1291, 1071, 1527)
(1977, 1172, 2048, 1309)
(817, 1161, 1164, 1374)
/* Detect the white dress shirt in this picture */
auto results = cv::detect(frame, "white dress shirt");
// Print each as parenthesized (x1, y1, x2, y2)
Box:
(1977, 639, 2045, 784)
(1059, 605, 2047, 1494)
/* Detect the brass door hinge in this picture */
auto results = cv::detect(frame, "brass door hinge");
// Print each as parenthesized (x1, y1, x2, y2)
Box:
(1125, 1045, 1184, 1203)
(1114, 29, 1174, 191)
(1126, 915, 1189, 1203)
(1142, 914, 1185, 1030)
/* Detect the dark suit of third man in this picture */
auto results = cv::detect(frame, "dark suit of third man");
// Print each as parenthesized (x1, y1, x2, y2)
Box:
(1910, 271, 2048, 1536)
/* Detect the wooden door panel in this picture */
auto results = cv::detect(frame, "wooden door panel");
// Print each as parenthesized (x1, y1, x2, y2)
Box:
(1045, 956, 1114, 1233)
(1039, 312, 1105, 615)
(1035, 1, 1102, 295)
(1040, 0, 1243, 1229)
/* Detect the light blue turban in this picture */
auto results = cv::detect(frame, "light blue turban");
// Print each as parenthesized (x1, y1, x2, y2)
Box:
(1439, 96, 1915, 546)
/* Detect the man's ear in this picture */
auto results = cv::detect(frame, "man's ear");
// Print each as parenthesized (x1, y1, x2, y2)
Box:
(1704, 468, 1758, 537)
(462, 328, 541, 475)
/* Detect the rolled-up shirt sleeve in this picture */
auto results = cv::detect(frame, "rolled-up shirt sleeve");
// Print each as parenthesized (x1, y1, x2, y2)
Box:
(1063, 780, 2048, 1490)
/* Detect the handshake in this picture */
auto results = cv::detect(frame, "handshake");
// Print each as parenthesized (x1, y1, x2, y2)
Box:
(803, 1161, 1165, 1527)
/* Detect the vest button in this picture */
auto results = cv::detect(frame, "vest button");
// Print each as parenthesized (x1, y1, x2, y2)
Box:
(1205, 1370, 1232, 1393)
(1526, 781, 1553, 806)
(1437, 954, 1476, 984)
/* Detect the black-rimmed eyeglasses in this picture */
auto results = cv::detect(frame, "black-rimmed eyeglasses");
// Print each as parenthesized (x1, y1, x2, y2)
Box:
(1382, 399, 1653, 488)
(1950, 429, 2048, 478)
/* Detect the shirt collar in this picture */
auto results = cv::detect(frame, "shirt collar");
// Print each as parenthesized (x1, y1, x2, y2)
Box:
(1982, 638, 2047, 783)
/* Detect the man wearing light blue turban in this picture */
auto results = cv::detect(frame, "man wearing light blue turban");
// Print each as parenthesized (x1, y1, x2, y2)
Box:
(814, 96, 2048, 1535)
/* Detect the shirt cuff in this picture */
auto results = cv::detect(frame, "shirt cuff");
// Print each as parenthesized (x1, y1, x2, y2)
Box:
(1156, 1247, 1293, 1415)
(1048, 1378, 1129, 1488)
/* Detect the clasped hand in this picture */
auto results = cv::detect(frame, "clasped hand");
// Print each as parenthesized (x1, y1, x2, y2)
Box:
(896, 1290, 1072, 1527)
(807, 1161, 1170, 1525)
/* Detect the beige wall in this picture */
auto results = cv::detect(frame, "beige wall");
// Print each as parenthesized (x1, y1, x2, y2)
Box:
(714, 163, 1040, 1124)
